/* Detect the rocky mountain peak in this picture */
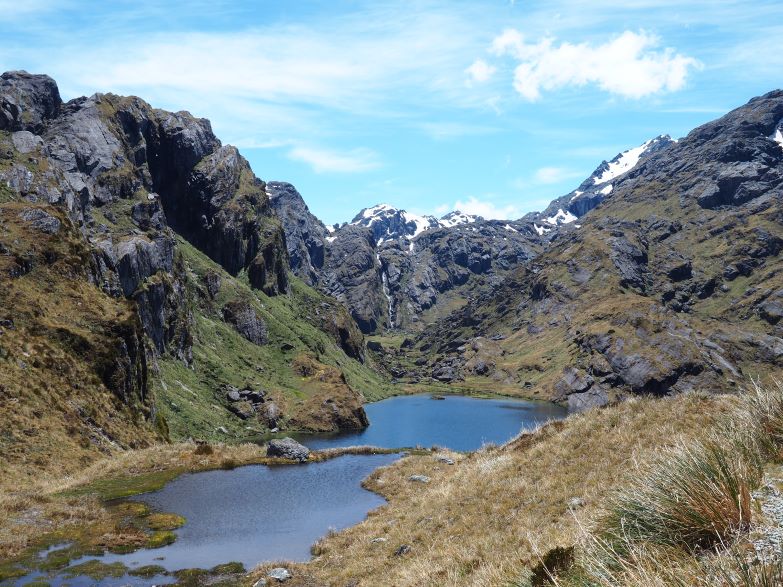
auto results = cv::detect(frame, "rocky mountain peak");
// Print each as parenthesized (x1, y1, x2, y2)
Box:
(527, 134, 676, 228)
(349, 204, 483, 244)
(438, 210, 483, 227)
(350, 204, 438, 244)
(0, 70, 62, 134)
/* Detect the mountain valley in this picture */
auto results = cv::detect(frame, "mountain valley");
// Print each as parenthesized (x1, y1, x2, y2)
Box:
(1, 69, 783, 586)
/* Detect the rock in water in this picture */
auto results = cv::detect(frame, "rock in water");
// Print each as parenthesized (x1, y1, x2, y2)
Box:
(266, 438, 310, 462)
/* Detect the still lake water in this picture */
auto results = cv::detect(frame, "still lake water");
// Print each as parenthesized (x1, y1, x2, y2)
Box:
(298, 394, 567, 451)
(12, 394, 566, 585)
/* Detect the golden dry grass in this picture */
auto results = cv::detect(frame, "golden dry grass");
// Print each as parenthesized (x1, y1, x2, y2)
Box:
(246, 393, 733, 587)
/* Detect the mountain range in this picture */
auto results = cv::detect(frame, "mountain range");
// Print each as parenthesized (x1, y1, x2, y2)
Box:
(1, 70, 782, 479)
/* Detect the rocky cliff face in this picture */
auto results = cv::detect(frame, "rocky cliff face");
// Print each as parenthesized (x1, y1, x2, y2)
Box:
(0, 71, 378, 473)
(408, 90, 783, 408)
(267, 181, 328, 285)
(271, 194, 543, 333)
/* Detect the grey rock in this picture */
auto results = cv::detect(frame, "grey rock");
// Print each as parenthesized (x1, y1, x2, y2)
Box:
(204, 270, 222, 298)
(228, 400, 255, 420)
(394, 544, 412, 556)
(409, 474, 430, 483)
(760, 300, 783, 325)
(266, 438, 309, 462)
(567, 387, 609, 412)
(222, 301, 268, 345)
(11, 131, 43, 154)
(18, 207, 60, 234)
(226, 389, 241, 402)
(267, 181, 327, 285)
(0, 71, 61, 133)
(267, 567, 291, 582)
(261, 401, 281, 428)
(554, 366, 594, 400)
(435, 456, 455, 465)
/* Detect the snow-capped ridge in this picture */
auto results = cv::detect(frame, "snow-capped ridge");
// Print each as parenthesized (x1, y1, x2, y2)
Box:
(593, 135, 671, 185)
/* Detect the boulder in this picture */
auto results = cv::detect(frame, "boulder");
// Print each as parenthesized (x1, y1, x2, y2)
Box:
(261, 401, 281, 428)
(11, 131, 43, 154)
(567, 387, 609, 412)
(267, 567, 292, 582)
(266, 438, 309, 462)
(409, 474, 430, 483)
(18, 207, 60, 234)
(222, 301, 268, 345)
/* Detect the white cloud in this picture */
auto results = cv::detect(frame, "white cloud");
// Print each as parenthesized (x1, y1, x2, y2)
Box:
(465, 59, 496, 85)
(419, 121, 499, 140)
(449, 196, 521, 220)
(491, 29, 700, 100)
(534, 166, 582, 184)
(287, 146, 381, 174)
(0, 0, 66, 20)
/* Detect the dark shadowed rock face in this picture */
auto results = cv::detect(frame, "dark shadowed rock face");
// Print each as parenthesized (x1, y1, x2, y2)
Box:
(267, 181, 328, 285)
(0, 71, 61, 134)
(0, 74, 293, 366)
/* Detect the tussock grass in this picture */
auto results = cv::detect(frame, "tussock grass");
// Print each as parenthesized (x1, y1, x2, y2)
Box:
(571, 380, 783, 587)
(596, 438, 758, 552)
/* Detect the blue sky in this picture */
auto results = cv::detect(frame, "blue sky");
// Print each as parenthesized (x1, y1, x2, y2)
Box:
(1, 0, 781, 224)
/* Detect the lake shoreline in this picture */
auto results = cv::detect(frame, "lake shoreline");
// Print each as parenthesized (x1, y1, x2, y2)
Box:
(0, 394, 565, 585)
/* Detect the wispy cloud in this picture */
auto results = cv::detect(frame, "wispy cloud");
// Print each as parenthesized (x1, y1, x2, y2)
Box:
(287, 146, 381, 174)
(490, 29, 701, 100)
(441, 195, 522, 220)
(419, 121, 500, 140)
(533, 166, 583, 184)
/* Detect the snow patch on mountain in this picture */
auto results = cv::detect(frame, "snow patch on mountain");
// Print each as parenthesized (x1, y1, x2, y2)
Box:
(774, 127, 783, 150)
(350, 204, 483, 244)
(593, 136, 668, 185)
(545, 208, 578, 225)
(440, 211, 481, 227)
(600, 184, 614, 195)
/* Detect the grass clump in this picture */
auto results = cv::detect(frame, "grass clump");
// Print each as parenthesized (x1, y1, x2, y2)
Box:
(146, 530, 176, 549)
(572, 381, 783, 586)
(146, 512, 186, 531)
(128, 564, 168, 578)
(595, 438, 758, 553)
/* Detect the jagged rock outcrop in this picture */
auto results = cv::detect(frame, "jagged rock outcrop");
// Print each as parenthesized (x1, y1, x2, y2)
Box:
(268, 181, 328, 285)
(0, 71, 61, 133)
